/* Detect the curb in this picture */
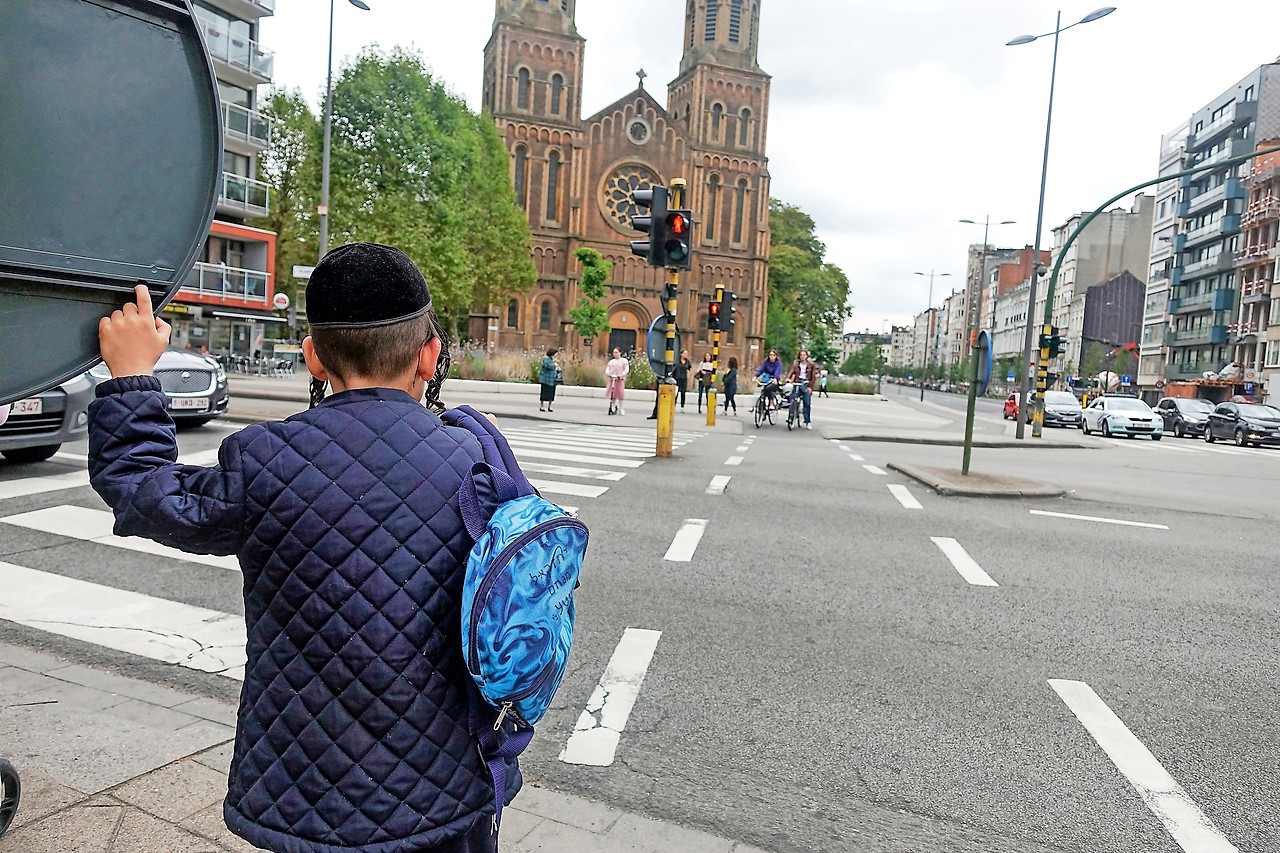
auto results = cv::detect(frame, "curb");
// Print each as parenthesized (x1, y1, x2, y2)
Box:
(886, 462, 1068, 498)
(823, 432, 1096, 449)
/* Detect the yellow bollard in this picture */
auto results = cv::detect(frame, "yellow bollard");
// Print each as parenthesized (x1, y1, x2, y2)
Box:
(656, 385, 676, 457)
(706, 389, 717, 427)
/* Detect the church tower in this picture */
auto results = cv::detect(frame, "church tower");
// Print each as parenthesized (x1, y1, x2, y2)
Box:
(483, 0, 583, 126)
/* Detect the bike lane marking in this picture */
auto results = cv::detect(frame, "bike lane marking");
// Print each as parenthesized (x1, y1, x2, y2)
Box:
(663, 519, 708, 562)
(930, 537, 997, 586)
(862, 465, 888, 476)
(560, 628, 662, 767)
(887, 485, 923, 511)
(725, 456, 744, 466)
(1030, 510, 1168, 530)
(1049, 679, 1240, 853)
(705, 476, 732, 495)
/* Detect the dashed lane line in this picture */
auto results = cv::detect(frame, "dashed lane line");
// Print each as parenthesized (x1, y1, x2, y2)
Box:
(931, 537, 998, 587)
(663, 519, 708, 562)
(560, 628, 662, 767)
(863, 465, 888, 476)
(848, 453, 865, 462)
(1030, 510, 1168, 530)
(887, 484, 923, 510)
(706, 476, 732, 495)
(725, 456, 744, 466)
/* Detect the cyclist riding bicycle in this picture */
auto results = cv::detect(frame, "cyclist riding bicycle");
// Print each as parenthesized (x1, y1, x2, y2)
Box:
(754, 349, 785, 410)
(605, 347, 629, 415)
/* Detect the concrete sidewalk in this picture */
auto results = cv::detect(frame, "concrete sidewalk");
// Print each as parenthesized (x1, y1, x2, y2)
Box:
(0, 642, 769, 853)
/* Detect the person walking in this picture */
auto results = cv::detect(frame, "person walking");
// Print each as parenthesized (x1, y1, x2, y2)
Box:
(539, 347, 559, 412)
(722, 356, 739, 415)
(672, 349, 692, 411)
(819, 368, 830, 398)
(695, 352, 714, 413)
(604, 347, 629, 415)
(787, 348, 821, 429)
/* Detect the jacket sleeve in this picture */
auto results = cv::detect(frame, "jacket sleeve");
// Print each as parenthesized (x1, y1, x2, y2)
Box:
(88, 376, 246, 557)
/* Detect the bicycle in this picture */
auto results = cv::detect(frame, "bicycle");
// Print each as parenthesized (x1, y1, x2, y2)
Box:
(0, 758, 19, 839)
(753, 380, 778, 428)
(785, 382, 803, 431)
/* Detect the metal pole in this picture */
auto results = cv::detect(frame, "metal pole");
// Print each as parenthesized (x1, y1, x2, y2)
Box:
(962, 218, 991, 474)
(657, 178, 687, 457)
(1016, 10, 1060, 440)
(920, 272, 933, 404)
(318, 0, 336, 260)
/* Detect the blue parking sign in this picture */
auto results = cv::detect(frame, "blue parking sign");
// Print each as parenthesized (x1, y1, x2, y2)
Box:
(1006, 372, 1016, 382)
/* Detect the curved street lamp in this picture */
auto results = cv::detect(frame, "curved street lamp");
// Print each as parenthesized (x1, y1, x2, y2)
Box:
(1007, 7, 1116, 439)
(914, 271, 952, 402)
(318, 0, 372, 261)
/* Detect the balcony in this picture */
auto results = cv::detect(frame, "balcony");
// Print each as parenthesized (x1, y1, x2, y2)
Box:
(1242, 280, 1271, 304)
(1188, 134, 1251, 169)
(218, 172, 270, 218)
(1180, 213, 1242, 250)
(1167, 325, 1228, 347)
(221, 101, 272, 152)
(1241, 195, 1280, 225)
(194, 10, 275, 85)
(1179, 253, 1235, 280)
(1169, 288, 1235, 315)
(1165, 362, 1216, 380)
(182, 262, 271, 305)
(1180, 178, 1244, 218)
(1187, 100, 1257, 149)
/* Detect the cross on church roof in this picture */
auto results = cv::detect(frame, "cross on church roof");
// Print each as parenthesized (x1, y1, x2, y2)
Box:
(636, 68, 647, 89)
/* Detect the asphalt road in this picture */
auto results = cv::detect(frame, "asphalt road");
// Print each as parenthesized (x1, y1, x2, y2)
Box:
(0, 406, 1275, 852)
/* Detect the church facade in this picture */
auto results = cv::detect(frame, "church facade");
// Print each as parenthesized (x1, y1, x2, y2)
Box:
(473, 0, 771, 370)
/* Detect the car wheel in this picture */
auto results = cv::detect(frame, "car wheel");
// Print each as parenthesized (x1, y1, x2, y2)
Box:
(1082, 419, 1091, 435)
(1102, 421, 1112, 438)
(1151, 434, 1162, 441)
(1204, 427, 1215, 443)
(1, 444, 60, 463)
(1174, 423, 1184, 438)
(1235, 429, 1248, 447)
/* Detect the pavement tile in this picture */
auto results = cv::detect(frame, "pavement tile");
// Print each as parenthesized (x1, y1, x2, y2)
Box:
(497, 806, 544, 843)
(181, 802, 269, 853)
(0, 797, 124, 853)
(44, 664, 195, 709)
(172, 696, 238, 727)
(111, 758, 227, 823)
(1, 767, 87, 832)
(17, 679, 132, 713)
(506, 820, 653, 853)
(191, 741, 235, 776)
(0, 665, 62, 699)
(0, 643, 74, 675)
(605, 813, 735, 853)
(110, 806, 224, 853)
(513, 785, 623, 833)
(101, 697, 204, 732)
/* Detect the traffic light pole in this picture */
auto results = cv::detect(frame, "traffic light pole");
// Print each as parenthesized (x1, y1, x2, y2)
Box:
(656, 178, 687, 458)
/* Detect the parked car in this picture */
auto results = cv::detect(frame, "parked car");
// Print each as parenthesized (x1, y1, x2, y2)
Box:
(0, 373, 96, 463)
(1155, 397, 1214, 438)
(1203, 402, 1280, 447)
(1081, 395, 1163, 440)
(88, 349, 229, 427)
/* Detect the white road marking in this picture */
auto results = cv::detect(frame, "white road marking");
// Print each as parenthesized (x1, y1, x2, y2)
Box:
(931, 537, 998, 587)
(863, 465, 888, 476)
(847, 453, 865, 462)
(706, 476, 731, 495)
(0, 506, 240, 572)
(518, 462, 626, 481)
(54, 451, 88, 464)
(1030, 510, 1168, 530)
(735, 445, 749, 453)
(505, 438, 651, 459)
(725, 456, 744, 466)
(663, 519, 708, 562)
(527, 479, 610, 499)
(560, 628, 662, 767)
(1049, 679, 1240, 853)
(509, 448, 644, 468)
(887, 484, 923, 510)
(835, 444, 850, 452)
(0, 470, 90, 500)
(0, 561, 245, 680)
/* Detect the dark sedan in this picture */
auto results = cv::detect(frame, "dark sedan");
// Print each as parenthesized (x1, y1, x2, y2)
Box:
(1204, 402, 1280, 447)
(1155, 397, 1214, 438)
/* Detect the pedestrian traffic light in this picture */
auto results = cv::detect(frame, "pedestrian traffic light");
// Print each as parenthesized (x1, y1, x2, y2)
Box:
(664, 210, 694, 271)
(630, 185, 669, 267)
(1040, 326, 1064, 359)
(708, 298, 721, 330)
(722, 290, 737, 328)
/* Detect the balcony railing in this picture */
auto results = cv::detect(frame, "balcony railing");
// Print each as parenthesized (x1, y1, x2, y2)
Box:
(1180, 213, 1242, 249)
(1169, 288, 1235, 315)
(194, 11, 275, 82)
(1242, 196, 1280, 225)
(221, 101, 271, 149)
(1186, 101, 1256, 148)
(1180, 253, 1235, 280)
(219, 172, 271, 217)
(1165, 362, 1216, 380)
(182, 262, 271, 304)
(1167, 325, 1227, 346)
(1242, 280, 1271, 303)
(1180, 178, 1243, 218)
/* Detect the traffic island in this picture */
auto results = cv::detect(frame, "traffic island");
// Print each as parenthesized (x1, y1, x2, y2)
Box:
(887, 462, 1067, 498)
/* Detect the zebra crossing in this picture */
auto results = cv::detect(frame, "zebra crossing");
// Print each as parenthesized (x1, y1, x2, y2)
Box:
(0, 422, 702, 680)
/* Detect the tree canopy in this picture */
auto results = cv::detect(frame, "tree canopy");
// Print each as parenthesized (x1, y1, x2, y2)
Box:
(765, 200, 851, 362)
(567, 248, 612, 344)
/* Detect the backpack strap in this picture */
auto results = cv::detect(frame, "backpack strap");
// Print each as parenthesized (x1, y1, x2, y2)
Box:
(467, 685, 534, 832)
(443, 406, 538, 540)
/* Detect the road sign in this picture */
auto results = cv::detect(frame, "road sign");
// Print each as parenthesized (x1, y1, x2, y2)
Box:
(292, 265, 315, 280)
(975, 330, 993, 397)
(272, 292, 290, 310)
(1006, 372, 1016, 382)
(1245, 382, 1256, 395)
(645, 316, 681, 375)
(1122, 375, 1132, 385)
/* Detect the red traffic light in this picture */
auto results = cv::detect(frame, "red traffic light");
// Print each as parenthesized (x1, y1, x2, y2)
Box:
(709, 302, 720, 316)
(667, 213, 688, 235)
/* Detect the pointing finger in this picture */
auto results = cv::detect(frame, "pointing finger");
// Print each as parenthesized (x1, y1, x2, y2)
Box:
(134, 285, 154, 318)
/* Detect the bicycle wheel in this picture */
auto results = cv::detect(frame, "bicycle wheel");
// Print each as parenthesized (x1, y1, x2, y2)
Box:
(0, 759, 20, 839)
(753, 396, 765, 428)
(787, 398, 800, 430)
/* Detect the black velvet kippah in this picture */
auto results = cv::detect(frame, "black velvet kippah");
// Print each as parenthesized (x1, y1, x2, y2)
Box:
(306, 242, 432, 328)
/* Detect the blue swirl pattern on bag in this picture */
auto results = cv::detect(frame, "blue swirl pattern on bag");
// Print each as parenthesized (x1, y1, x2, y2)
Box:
(461, 494, 587, 726)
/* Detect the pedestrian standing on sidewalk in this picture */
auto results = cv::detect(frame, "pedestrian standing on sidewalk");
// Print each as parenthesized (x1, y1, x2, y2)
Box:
(722, 356, 739, 414)
(539, 347, 559, 412)
(605, 347, 629, 415)
(695, 352, 714, 413)
(87, 244, 524, 853)
(673, 349, 691, 410)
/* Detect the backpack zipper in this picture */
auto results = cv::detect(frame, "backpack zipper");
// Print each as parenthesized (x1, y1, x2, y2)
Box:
(493, 655, 560, 729)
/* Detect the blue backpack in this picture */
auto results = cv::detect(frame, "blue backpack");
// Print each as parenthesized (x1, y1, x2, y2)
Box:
(441, 406, 588, 822)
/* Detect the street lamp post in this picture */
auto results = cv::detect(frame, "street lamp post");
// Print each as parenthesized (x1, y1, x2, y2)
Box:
(318, 0, 371, 261)
(914, 271, 951, 403)
(958, 217, 1015, 474)
(1007, 6, 1116, 439)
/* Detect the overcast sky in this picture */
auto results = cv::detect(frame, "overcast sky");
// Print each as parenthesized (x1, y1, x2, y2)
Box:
(259, 1, 1280, 334)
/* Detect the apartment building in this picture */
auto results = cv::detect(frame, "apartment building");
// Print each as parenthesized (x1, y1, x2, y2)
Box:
(977, 246, 1050, 345)
(941, 290, 967, 371)
(911, 308, 938, 376)
(1234, 141, 1280, 397)
(889, 325, 913, 371)
(1137, 124, 1189, 399)
(162, 0, 280, 358)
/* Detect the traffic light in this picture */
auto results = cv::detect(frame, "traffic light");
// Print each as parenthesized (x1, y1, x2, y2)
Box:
(630, 185, 669, 267)
(722, 290, 737, 328)
(664, 210, 694, 271)
(708, 298, 721, 330)
(1040, 326, 1064, 359)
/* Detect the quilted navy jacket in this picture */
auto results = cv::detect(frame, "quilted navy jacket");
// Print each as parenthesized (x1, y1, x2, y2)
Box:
(88, 377, 520, 853)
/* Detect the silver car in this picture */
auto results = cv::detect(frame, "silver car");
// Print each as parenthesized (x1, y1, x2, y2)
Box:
(0, 373, 96, 463)
(89, 350, 229, 427)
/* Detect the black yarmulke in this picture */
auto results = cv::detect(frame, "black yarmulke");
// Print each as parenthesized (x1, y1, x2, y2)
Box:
(306, 242, 432, 328)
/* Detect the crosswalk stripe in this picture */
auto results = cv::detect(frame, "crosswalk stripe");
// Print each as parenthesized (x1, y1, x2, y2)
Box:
(509, 448, 644, 468)
(0, 560, 246, 679)
(0, 470, 90, 500)
(517, 462, 627, 481)
(0, 506, 241, 572)
(527, 479, 610, 499)
(505, 438, 652, 459)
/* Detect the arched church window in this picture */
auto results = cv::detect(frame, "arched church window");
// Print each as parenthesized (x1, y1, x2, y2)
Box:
(513, 145, 528, 209)
(546, 150, 562, 222)
(705, 0, 718, 42)
(517, 68, 531, 110)
(707, 175, 721, 241)
(739, 108, 751, 147)
(551, 74, 564, 115)
(540, 300, 552, 332)
(507, 299, 520, 329)
(733, 178, 748, 244)
(729, 0, 743, 43)
(711, 103, 723, 141)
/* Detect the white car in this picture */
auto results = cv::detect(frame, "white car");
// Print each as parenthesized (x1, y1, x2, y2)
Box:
(1080, 395, 1163, 440)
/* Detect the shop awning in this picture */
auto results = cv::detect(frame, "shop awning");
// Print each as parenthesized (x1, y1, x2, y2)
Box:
(211, 308, 286, 323)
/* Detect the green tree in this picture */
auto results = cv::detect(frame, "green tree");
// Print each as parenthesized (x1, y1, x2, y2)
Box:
(766, 200, 852, 355)
(840, 342, 879, 376)
(567, 248, 612, 345)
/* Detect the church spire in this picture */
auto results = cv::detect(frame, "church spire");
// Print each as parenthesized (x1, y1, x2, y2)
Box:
(493, 0, 578, 37)
(680, 0, 762, 75)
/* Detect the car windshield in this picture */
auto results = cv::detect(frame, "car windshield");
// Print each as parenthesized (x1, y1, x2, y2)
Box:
(1237, 404, 1280, 419)
(1106, 398, 1150, 412)
(1177, 399, 1213, 413)
(1045, 392, 1078, 407)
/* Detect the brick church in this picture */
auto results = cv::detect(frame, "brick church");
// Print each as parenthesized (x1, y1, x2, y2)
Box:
(472, 0, 772, 369)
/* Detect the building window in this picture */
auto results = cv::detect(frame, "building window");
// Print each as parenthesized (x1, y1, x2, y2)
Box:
(738, 108, 751, 147)
(707, 174, 720, 241)
(711, 103, 723, 141)
(507, 299, 519, 328)
(733, 178, 748, 244)
(546, 150, 562, 222)
(551, 74, 564, 115)
(517, 68, 531, 110)
(540, 301, 552, 332)
(513, 145, 528, 209)
(705, 0, 718, 41)
(729, 0, 743, 42)
(1245, 85, 1255, 102)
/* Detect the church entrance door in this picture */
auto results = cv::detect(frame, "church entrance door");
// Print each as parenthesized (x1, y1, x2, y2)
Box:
(608, 329, 638, 355)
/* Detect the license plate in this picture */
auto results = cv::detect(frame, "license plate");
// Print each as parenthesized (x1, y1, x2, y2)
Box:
(12, 398, 42, 416)
(169, 397, 209, 411)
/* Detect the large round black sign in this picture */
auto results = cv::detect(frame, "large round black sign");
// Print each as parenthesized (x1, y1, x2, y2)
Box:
(0, 0, 221, 404)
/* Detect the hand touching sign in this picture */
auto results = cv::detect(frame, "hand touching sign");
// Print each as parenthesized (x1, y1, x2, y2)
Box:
(98, 285, 172, 378)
